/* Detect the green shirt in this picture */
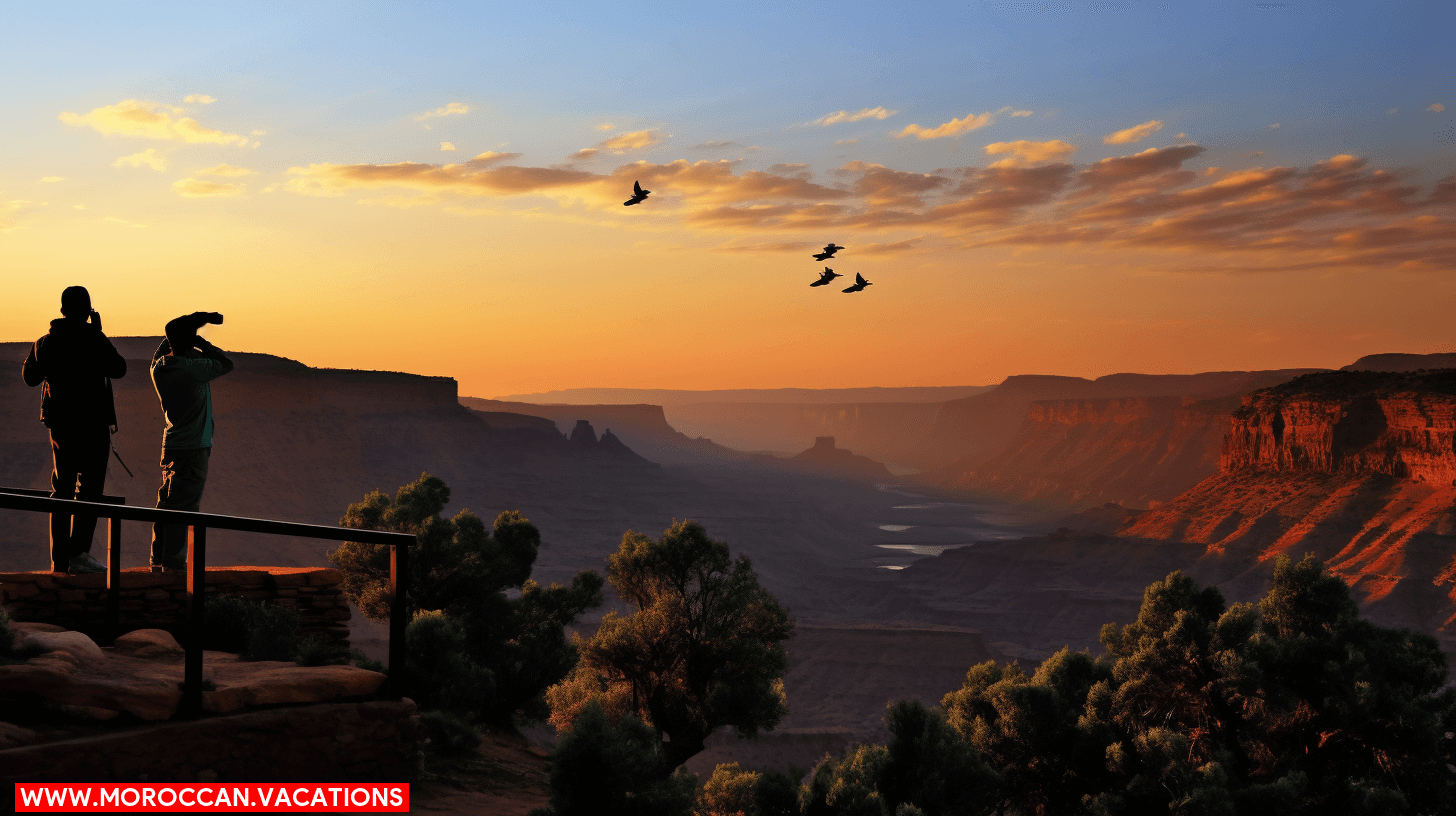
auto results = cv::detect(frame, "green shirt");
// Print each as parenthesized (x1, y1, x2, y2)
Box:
(150, 346, 234, 449)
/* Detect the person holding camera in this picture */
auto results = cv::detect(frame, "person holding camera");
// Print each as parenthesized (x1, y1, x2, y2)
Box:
(21, 286, 128, 574)
(149, 311, 232, 571)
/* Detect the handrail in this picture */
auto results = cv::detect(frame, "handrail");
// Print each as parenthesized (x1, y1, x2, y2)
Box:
(0, 488, 413, 717)
(0, 489, 128, 635)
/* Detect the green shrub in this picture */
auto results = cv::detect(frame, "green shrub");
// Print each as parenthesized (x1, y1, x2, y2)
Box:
(294, 634, 349, 667)
(538, 701, 696, 816)
(420, 709, 482, 755)
(350, 649, 388, 674)
(406, 610, 495, 714)
(202, 595, 253, 653)
(202, 595, 300, 662)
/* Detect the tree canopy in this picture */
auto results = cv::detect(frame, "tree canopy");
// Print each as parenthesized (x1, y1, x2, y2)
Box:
(546, 519, 794, 769)
(330, 473, 602, 723)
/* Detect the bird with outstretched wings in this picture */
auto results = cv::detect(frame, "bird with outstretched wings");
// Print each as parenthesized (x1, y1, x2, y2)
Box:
(810, 267, 842, 287)
(842, 273, 872, 293)
(812, 243, 843, 261)
(624, 180, 650, 206)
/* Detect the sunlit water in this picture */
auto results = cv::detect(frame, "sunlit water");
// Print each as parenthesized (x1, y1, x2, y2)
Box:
(870, 483, 1030, 570)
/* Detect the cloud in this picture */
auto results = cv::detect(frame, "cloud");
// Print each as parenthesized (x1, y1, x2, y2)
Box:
(600, 130, 664, 152)
(39, 177, 64, 183)
(251, 130, 267, 137)
(275, 140, 1456, 273)
(1388, 108, 1399, 115)
(896, 111, 998, 140)
(1103, 120, 1164, 145)
(0, 200, 37, 232)
(1429, 103, 1446, 113)
(982, 139, 1077, 167)
(597, 123, 615, 131)
(172, 178, 245, 197)
(568, 148, 599, 162)
(413, 102, 469, 121)
(1269, 123, 1282, 129)
(59, 99, 252, 146)
(691, 141, 739, 150)
(811, 106, 898, 126)
(196, 164, 256, 177)
(440, 142, 457, 151)
(183, 94, 216, 105)
(113, 149, 167, 171)
(835, 138, 859, 146)
(1007, 109, 1033, 117)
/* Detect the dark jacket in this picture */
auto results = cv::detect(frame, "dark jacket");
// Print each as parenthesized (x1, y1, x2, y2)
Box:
(22, 318, 127, 428)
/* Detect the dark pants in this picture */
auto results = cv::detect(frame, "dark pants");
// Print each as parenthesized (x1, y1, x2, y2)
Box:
(48, 425, 112, 571)
(152, 447, 211, 568)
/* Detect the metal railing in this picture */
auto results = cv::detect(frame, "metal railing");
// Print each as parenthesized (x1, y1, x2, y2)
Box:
(0, 489, 414, 717)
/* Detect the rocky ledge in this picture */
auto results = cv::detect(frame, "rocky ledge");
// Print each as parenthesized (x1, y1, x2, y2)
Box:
(0, 623, 385, 732)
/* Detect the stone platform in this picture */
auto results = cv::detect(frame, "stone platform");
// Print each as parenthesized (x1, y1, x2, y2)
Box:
(1, 566, 351, 645)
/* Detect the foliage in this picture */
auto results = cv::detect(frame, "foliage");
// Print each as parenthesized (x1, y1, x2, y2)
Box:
(420, 709, 482, 755)
(697, 762, 760, 816)
(330, 473, 603, 723)
(293, 634, 350, 667)
(406, 610, 495, 714)
(936, 556, 1456, 815)
(534, 701, 697, 816)
(546, 520, 793, 770)
(201, 595, 301, 662)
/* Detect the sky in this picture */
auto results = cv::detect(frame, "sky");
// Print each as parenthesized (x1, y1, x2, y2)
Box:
(2, 1, 1453, 397)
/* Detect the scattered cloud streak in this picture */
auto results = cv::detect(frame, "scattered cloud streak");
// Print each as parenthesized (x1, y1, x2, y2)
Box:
(196, 164, 255, 177)
(600, 129, 664, 151)
(1103, 119, 1163, 145)
(278, 140, 1455, 272)
(113, 149, 167, 171)
(811, 106, 898, 126)
(441, 142, 458, 151)
(414, 102, 470, 121)
(59, 99, 253, 146)
(183, 94, 216, 105)
(1429, 103, 1446, 113)
(172, 178, 245, 197)
(983, 139, 1077, 167)
(897, 110, 997, 140)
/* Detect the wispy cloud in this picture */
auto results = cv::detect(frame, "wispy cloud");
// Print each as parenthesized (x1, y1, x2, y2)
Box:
(59, 99, 253, 146)
(983, 139, 1077, 167)
(195, 164, 255, 177)
(896, 110, 997, 140)
(810, 106, 898, 126)
(183, 94, 216, 105)
(1, 200, 37, 232)
(413, 102, 470, 122)
(597, 123, 615, 131)
(113, 149, 167, 171)
(691, 141, 739, 150)
(600, 129, 664, 152)
(172, 178, 245, 197)
(1103, 119, 1163, 145)
(39, 176, 64, 183)
(1268, 122, 1282, 129)
(441, 142, 458, 151)
(1429, 103, 1446, 113)
(835, 138, 859, 146)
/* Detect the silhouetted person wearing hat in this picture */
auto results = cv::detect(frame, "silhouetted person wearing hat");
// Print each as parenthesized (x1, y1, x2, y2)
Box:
(21, 286, 127, 574)
(150, 311, 231, 571)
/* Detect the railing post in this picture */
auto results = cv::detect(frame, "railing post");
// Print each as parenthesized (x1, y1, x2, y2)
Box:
(388, 542, 409, 699)
(106, 514, 121, 641)
(182, 524, 207, 718)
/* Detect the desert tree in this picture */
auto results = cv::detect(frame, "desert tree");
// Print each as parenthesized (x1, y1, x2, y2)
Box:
(546, 519, 794, 770)
(331, 472, 603, 723)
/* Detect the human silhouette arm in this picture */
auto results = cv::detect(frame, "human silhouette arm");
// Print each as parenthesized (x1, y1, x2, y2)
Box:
(89, 313, 127, 379)
(189, 336, 234, 381)
(22, 342, 43, 387)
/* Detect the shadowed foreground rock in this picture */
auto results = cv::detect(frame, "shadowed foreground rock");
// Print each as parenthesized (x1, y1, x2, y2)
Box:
(0, 623, 384, 721)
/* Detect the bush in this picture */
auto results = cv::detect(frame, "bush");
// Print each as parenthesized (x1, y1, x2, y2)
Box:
(201, 595, 301, 662)
(537, 701, 697, 816)
(331, 474, 603, 724)
(294, 634, 349, 667)
(420, 709, 482, 755)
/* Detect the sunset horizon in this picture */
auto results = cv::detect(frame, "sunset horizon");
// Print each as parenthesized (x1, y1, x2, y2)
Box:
(4, 2, 1452, 396)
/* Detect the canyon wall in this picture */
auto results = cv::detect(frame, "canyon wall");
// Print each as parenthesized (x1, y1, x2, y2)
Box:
(949, 395, 1239, 510)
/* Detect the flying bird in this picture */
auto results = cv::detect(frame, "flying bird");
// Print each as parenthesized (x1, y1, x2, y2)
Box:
(812, 243, 844, 261)
(810, 267, 842, 287)
(623, 180, 650, 206)
(842, 273, 872, 293)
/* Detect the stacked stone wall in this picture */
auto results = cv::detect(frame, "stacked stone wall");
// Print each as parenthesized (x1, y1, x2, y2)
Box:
(1, 567, 350, 646)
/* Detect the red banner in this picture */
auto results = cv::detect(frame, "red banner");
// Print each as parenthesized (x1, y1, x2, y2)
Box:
(14, 784, 408, 812)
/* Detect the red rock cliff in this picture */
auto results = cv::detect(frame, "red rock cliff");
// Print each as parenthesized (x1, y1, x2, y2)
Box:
(1218, 370, 1456, 483)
